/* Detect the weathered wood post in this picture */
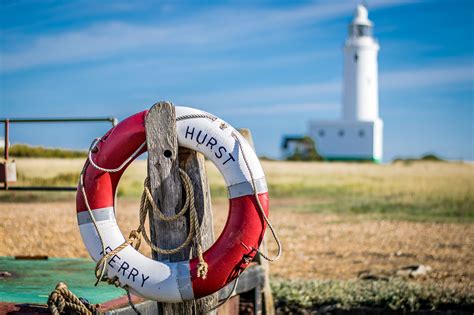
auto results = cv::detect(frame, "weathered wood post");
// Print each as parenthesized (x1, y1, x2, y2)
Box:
(145, 101, 217, 314)
(238, 128, 275, 315)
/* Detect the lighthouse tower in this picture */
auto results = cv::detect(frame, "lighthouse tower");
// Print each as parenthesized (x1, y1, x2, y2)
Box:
(343, 4, 379, 122)
(309, 4, 383, 162)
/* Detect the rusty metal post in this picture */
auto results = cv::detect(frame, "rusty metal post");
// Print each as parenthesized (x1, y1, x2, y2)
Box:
(4, 119, 9, 190)
(4, 119, 8, 160)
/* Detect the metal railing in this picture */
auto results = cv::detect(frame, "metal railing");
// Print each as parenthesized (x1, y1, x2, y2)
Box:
(1, 117, 118, 191)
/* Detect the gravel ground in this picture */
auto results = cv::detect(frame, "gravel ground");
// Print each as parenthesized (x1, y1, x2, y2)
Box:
(1, 199, 472, 289)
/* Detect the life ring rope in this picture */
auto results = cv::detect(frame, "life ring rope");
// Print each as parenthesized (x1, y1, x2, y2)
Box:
(88, 138, 146, 173)
(175, 112, 217, 122)
(231, 131, 282, 262)
(76, 107, 282, 303)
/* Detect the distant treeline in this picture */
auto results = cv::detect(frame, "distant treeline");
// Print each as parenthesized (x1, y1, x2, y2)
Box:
(0, 144, 87, 158)
(393, 154, 445, 163)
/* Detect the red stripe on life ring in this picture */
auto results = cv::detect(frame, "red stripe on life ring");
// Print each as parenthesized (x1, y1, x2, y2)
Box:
(76, 111, 147, 212)
(190, 192, 268, 298)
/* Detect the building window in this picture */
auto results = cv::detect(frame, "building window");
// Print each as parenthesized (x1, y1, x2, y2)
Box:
(358, 129, 365, 137)
(338, 129, 345, 137)
(318, 130, 325, 137)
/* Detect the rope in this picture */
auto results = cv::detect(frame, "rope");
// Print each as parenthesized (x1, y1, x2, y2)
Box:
(83, 139, 145, 285)
(81, 141, 143, 314)
(176, 113, 217, 121)
(231, 132, 283, 262)
(79, 170, 109, 286)
(137, 169, 208, 278)
(126, 289, 142, 315)
(94, 230, 142, 286)
(47, 282, 99, 315)
(205, 131, 283, 312)
(88, 138, 146, 173)
(132, 170, 213, 301)
(207, 269, 241, 312)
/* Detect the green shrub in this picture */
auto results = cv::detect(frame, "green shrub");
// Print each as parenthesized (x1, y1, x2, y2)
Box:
(1, 144, 87, 158)
(393, 154, 445, 164)
(284, 136, 323, 161)
(271, 278, 474, 312)
(16, 171, 79, 186)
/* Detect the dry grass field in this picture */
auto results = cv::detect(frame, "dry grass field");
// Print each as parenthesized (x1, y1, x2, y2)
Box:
(4, 158, 473, 221)
(1, 158, 473, 310)
(2, 199, 473, 284)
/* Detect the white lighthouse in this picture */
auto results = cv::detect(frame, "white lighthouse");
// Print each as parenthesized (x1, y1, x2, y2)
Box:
(309, 4, 383, 162)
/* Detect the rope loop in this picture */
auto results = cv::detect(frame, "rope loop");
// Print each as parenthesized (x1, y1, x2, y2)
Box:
(47, 282, 99, 315)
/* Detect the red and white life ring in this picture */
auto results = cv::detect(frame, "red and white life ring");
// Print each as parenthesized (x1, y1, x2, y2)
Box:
(76, 106, 269, 302)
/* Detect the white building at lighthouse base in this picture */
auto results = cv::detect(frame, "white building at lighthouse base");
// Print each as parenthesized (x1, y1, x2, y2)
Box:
(309, 119, 383, 163)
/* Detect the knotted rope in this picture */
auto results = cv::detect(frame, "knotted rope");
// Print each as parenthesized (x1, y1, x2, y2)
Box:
(47, 282, 99, 315)
(139, 171, 208, 278)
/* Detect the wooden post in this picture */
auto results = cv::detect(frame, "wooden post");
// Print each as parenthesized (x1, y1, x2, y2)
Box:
(238, 128, 275, 315)
(145, 101, 217, 314)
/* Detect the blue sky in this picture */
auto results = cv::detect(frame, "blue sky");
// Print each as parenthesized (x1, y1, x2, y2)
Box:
(1, 0, 473, 161)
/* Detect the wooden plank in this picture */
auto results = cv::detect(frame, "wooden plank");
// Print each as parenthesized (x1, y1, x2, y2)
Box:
(179, 148, 218, 313)
(105, 300, 158, 315)
(145, 102, 216, 314)
(238, 128, 275, 315)
(145, 102, 185, 262)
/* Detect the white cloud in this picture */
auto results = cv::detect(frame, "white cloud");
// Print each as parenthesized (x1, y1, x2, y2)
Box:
(177, 80, 341, 108)
(380, 64, 473, 89)
(176, 62, 472, 114)
(1, 0, 415, 73)
(217, 102, 338, 116)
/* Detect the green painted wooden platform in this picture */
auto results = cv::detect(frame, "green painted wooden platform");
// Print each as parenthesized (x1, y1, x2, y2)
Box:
(0, 256, 124, 304)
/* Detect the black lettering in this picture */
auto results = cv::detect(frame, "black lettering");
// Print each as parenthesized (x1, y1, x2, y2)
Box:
(141, 274, 150, 287)
(206, 137, 217, 150)
(118, 261, 130, 276)
(108, 254, 121, 268)
(196, 130, 207, 144)
(128, 267, 139, 282)
(185, 126, 195, 140)
(215, 146, 227, 159)
(223, 153, 236, 165)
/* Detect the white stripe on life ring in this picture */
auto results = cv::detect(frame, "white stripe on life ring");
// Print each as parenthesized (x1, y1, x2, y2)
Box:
(78, 207, 194, 301)
(175, 106, 267, 196)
